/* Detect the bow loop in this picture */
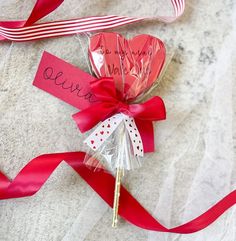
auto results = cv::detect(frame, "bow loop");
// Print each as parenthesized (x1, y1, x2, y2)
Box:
(116, 101, 129, 115)
(128, 96, 166, 120)
(73, 77, 166, 153)
(90, 77, 118, 102)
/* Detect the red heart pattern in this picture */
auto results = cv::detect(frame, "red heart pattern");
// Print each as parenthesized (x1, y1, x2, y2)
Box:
(85, 113, 143, 157)
(85, 115, 122, 150)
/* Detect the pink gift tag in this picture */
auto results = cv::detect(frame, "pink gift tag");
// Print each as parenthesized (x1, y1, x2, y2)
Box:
(89, 32, 166, 100)
(33, 51, 97, 110)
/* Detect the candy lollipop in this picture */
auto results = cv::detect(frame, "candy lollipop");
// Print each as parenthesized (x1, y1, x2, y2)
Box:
(76, 32, 166, 226)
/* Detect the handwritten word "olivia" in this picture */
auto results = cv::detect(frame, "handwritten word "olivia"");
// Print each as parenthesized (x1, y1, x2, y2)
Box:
(43, 67, 97, 103)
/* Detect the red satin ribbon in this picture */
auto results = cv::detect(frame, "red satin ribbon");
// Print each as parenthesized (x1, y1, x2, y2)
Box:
(72, 78, 166, 152)
(24, 0, 64, 27)
(0, 152, 235, 233)
(0, 0, 62, 28)
(0, 0, 63, 40)
(0, 0, 185, 42)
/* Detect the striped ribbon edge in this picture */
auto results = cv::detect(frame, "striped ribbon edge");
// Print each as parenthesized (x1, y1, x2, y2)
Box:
(0, 0, 185, 42)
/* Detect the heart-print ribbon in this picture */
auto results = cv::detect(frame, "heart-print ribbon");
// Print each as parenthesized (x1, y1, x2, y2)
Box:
(0, 0, 185, 42)
(85, 113, 144, 157)
(81, 33, 166, 159)
(73, 77, 166, 154)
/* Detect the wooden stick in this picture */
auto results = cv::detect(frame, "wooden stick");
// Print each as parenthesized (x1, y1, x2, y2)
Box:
(112, 168, 123, 227)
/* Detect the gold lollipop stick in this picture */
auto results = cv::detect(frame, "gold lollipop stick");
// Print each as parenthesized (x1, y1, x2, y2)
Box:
(112, 168, 123, 227)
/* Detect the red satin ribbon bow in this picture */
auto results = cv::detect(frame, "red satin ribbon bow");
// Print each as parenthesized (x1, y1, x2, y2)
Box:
(72, 78, 166, 152)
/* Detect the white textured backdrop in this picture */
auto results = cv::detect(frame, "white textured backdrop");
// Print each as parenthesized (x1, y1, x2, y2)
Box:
(0, 0, 235, 241)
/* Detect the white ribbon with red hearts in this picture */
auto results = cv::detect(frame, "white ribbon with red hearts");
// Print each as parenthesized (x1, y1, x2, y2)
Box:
(84, 114, 144, 157)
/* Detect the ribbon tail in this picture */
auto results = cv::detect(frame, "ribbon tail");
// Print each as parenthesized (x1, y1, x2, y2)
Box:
(124, 116, 144, 157)
(0, 152, 235, 234)
(130, 96, 166, 121)
(0, 0, 64, 41)
(24, 0, 64, 27)
(135, 119, 154, 153)
(0, 21, 25, 41)
(0, 172, 11, 189)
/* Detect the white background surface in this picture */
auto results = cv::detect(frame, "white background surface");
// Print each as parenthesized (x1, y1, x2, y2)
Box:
(0, 0, 236, 240)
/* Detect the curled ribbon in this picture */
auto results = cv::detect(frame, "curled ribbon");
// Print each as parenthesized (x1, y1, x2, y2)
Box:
(73, 77, 166, 153)
(0, 0, 185, 42)
(0, 152, 235, 233)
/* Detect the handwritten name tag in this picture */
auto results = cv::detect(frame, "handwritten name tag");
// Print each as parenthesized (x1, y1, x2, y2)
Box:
(33, 51, 97, 110)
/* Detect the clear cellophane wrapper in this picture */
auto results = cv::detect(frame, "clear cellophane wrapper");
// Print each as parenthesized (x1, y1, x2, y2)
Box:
(76, 32, 174, 172)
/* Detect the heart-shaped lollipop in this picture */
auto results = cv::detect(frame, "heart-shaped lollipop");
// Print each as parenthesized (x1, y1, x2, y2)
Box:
(89, 32, 166, 100)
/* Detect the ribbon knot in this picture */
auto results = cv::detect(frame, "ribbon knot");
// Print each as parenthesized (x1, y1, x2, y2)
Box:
(72, 77, 166, 154)
(116, 101, 129, 115)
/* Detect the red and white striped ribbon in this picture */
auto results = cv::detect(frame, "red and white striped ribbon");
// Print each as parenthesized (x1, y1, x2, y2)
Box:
(0, 0, 185, 42)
